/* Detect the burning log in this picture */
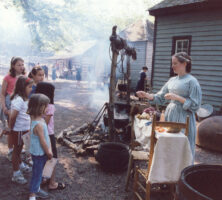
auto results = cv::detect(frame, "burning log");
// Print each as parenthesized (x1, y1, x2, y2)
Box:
(62, 138, 86, 156)
(56, 130, 65, 144)
(54, 101, 111, 158)
(62, 138, 79, 151)
(86, 144, 99, 151)
(83, 139, 101, 147)
(56, 123, 88, 143)
(68, 138, 85, 143)
(76, 144, 86, 156)
(64, 123, 88, 136)
(86, 145, 99, 154)
(56, 112, 109, 156)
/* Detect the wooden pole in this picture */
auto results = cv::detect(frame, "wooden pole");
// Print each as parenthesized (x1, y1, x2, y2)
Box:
(108, 51, 118, 141)
(126, 55, 131, 105)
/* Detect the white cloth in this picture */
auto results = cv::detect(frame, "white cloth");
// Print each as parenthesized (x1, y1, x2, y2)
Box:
(148, 131, 193, 184)
(134, 116, 152, 151)
(11, 96, 30, 131)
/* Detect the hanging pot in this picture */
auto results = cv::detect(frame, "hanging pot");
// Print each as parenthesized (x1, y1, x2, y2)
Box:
(118, 84, 127, 92)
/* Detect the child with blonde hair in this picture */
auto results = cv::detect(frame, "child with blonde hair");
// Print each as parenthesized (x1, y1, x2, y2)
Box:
(9, 76, 33, 184)
(36, 82, 66, 190)
(27, 93, 52, 200)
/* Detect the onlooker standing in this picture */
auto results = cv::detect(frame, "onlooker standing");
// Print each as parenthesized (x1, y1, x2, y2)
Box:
(35, 82, 66, 191)
(52, 65, 57, 81)
(28, 66, 45, 97)
(135, 66, 148, 93)
(9, 76, 33, 184)
(27, 94, 52, 200)
(0, 57, 26, 161)
(42, 65, 48, 80)
(45, 66, 48, 80)
(76, 66, 82, 87)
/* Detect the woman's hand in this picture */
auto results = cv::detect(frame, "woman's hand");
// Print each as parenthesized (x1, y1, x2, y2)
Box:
(136, 91, 147, 98)
(136, 91, 154, 100)
(164, 93, 179, 101)
(164, 93, 186, 104)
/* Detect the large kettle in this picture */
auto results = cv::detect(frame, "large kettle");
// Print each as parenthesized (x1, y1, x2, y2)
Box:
(197, 116, 222, 152)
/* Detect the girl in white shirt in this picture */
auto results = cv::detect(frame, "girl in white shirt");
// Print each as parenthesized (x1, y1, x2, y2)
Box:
(9, 76, 33, 184)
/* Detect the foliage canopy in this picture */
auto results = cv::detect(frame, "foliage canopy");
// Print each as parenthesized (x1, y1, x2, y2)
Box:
(1, 0, 160, 52)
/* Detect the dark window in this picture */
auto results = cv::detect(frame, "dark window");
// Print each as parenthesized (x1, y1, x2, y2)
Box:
(175, 39, 189, 53)
(170, 36, 192, 76)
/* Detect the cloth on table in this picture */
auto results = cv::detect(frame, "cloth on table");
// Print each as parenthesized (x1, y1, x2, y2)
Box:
(134, 116, 152, 151)
(148, 131, 192, 184)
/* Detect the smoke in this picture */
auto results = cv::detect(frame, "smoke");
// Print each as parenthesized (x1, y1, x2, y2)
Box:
(89, 85, 109, 110)
(0, 4, 32, 63)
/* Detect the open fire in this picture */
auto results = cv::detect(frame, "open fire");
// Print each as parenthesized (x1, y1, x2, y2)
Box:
(56, 26, 149, 159)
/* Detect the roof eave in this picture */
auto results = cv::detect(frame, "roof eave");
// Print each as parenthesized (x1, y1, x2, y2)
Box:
(149, 1, 209, 16)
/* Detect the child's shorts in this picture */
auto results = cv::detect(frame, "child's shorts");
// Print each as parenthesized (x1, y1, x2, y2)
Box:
(11, 130, 29, 146)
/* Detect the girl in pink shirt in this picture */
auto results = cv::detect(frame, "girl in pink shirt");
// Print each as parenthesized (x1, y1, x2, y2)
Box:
(0, 57, 25, 158)
(35, 82, 65, 191)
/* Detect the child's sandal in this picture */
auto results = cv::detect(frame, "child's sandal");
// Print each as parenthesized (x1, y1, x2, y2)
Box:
(41, 178, 50, 186)
(48, 182, 66, 191)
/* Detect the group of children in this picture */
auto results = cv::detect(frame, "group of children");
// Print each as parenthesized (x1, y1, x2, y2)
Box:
(0, 57, 65, 200)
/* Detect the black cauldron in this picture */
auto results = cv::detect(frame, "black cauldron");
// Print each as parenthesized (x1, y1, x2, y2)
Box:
(118, 84, 127, 92)
(176, 164, 222, 200)
(95, 142, 129, 172)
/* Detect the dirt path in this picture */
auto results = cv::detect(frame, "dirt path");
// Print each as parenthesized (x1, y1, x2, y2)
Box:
(0, 79, 222, 200)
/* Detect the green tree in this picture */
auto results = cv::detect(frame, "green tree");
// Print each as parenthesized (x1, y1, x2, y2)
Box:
(1, 0, 162, 52)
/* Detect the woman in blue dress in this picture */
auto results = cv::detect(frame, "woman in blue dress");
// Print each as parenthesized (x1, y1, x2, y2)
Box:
(136, 52, 202, 160)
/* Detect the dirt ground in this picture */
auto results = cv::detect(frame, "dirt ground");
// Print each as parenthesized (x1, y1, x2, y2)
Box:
(0, 78, 222, 200)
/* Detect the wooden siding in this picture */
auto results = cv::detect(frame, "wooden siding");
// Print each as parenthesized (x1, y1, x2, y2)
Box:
(146, 41, 153, 81)
(153, 10, 222, 110)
